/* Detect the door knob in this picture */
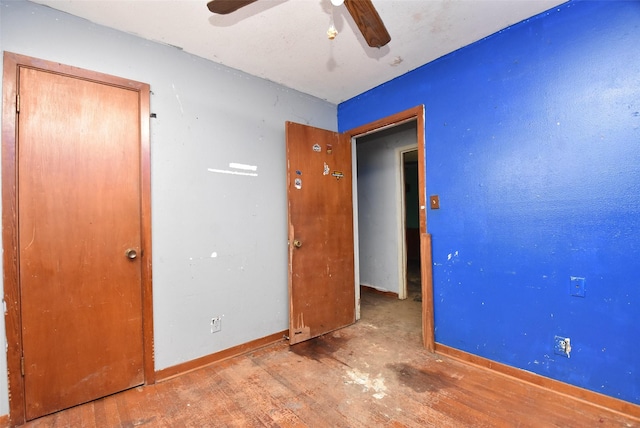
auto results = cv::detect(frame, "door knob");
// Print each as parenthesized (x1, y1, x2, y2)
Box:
(293, 239, 302, 248)
(125, 248, 138, 260)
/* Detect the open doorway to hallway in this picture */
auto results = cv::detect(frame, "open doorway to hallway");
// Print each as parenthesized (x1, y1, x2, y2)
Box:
(354, 120, 422, 342)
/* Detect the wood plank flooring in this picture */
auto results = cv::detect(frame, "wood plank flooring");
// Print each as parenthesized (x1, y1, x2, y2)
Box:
(20, 285, 639, 427)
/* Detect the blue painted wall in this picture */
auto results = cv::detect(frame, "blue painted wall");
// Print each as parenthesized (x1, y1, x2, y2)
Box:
(339, 0, 640, 405)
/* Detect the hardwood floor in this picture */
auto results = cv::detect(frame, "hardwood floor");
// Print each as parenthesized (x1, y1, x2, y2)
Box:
(20, 286, 639, 427)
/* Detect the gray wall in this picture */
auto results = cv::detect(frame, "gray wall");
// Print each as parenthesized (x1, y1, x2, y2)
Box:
(356, 122, 417, 294)
(0, 0, 337, 416)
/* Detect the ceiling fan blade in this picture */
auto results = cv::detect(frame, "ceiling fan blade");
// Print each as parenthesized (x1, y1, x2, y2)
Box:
(344, 0, 391, 48)
(207, 0, 259, 15)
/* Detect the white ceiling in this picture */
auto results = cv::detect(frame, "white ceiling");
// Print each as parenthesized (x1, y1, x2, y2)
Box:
(30, 0, 566, 104)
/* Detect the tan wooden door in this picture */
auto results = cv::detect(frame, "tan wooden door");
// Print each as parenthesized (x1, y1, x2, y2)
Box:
(18, 67, 144, 420)
(286, 122, 355, 345)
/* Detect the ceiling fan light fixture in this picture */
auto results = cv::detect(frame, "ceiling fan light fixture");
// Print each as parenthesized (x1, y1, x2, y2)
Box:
(207, 0, 390, 48)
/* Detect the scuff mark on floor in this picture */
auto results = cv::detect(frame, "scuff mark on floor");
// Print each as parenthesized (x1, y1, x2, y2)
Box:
(343, 368, 387, 399)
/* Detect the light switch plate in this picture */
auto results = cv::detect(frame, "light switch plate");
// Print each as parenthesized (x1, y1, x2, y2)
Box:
(430, 195, 440, 209)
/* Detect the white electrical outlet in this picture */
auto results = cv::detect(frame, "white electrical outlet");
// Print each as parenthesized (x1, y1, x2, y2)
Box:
(211, 316, 222, 333)
(554, 335, 571, 358)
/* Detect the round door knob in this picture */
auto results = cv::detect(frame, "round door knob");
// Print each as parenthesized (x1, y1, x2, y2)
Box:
(125, 248, 138, 260)
(293, 239, 302, 248)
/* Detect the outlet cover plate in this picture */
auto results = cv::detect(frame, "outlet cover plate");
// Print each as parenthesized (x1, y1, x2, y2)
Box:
(211, 316, 222, 333)
(554, 335, 570, 357)
(570, 276, 586, 297)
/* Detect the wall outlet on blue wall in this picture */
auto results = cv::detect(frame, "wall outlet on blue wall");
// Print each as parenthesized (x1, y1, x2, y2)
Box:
(554, 336, 572, 358)
(570, 276, 586, 297)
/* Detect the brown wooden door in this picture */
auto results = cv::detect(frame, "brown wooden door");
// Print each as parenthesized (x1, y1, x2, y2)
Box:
(18, 67, 144, 420)
(286, 122, 355, 345)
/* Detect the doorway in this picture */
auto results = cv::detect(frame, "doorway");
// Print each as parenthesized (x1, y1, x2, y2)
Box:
(345, 105, 434, 350)
(355, 121, 418, 298)
(354, 121, 422, 333)
(2, 52, 154, 424)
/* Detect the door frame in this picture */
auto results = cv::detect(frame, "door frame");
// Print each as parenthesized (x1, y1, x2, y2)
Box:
(2, 52, 155, 425)
(345, 105, 435, 351)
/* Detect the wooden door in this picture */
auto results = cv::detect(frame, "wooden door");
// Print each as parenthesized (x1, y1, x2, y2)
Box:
(286, 122, 355, 345)
(17, 66, 145, 420)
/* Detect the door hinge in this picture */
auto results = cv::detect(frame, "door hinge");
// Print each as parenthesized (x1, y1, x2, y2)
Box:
(20, 356, 24, 376)
(16, 94, 20, 113)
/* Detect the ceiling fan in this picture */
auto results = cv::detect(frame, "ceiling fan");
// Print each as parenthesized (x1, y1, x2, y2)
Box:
(206, 0, 391, 48)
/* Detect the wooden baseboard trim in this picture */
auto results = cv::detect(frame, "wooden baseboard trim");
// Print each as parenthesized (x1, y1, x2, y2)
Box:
(0, 414, 9, 428)
(361, 285, 398, 298)
(435, 343, 640, 420)
(156, 330, 288, 382)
